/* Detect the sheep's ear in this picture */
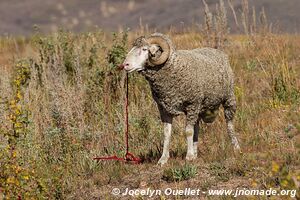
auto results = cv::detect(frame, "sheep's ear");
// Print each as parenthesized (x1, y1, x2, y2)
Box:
(149, 44, 160, 56)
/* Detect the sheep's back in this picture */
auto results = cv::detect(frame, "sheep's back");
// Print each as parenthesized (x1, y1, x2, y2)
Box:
(170, 48, 233, 107)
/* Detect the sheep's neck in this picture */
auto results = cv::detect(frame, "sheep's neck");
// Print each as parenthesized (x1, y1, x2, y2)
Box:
(141, 65, 171, 89)
(141, 64, 177, 98)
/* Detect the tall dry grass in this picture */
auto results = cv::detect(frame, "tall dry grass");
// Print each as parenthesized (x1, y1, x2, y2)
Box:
(0, 0, 299, 199)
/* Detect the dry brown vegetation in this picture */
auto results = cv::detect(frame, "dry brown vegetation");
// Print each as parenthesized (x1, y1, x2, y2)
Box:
(0, 1, 300, 199)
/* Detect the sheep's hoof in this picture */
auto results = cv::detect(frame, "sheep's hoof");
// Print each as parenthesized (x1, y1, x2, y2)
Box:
(185, 153, 196, 161)
(157, 156, 169, 166)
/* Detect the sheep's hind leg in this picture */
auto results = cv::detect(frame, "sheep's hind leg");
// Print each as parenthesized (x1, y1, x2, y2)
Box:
(223, 97, 241, 152)
(193, 120, 200, 158)
(158, 118, 173, 165)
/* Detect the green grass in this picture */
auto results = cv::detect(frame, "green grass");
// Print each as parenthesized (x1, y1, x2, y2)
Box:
(162, 163, 198, 182)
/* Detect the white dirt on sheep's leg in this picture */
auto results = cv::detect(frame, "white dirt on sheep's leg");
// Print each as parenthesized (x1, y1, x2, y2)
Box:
(157, 122, 172, 165)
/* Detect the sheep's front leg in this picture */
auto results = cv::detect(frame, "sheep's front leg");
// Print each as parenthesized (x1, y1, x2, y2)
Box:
(186, 124, 196, 160)
(158, 122, 172, 165)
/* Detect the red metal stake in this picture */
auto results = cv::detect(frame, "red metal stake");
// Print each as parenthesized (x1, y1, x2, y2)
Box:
(94, 73, 141, 164)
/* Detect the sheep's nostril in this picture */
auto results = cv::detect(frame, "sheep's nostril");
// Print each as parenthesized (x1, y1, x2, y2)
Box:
(125, 63, 129, 66)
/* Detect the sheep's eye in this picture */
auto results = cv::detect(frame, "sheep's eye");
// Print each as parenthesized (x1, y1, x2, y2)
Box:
(142, 48, 147, 51)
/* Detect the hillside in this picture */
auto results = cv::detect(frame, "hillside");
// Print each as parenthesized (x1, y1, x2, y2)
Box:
(0, 0, 299, 36)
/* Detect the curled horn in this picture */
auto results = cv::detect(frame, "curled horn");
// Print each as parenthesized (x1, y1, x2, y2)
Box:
(147, 36, 170, 65)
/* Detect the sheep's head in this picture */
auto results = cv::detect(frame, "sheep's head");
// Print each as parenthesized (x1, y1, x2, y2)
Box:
(121, 33, 171, 72)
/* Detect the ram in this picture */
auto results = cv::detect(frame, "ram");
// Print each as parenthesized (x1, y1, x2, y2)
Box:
(121, 33, 241, 165)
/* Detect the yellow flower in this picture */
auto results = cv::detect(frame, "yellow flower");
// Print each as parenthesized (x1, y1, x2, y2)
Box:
(23, 175, 29, 180)
(14, 79, 21, 87)
(15, 108, 21, 116)
(16, 91, 22, 100)
(6, 176, 15, 184)
(281, 180, 288, 187)
(272, 162, 280, 173)
(15, 122, 23, 129)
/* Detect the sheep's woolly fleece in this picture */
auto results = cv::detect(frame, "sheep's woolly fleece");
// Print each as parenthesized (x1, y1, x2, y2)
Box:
(138, 33, 236, 125)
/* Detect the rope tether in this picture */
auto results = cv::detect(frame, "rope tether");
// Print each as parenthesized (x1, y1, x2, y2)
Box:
(94, 73, 141, 164)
